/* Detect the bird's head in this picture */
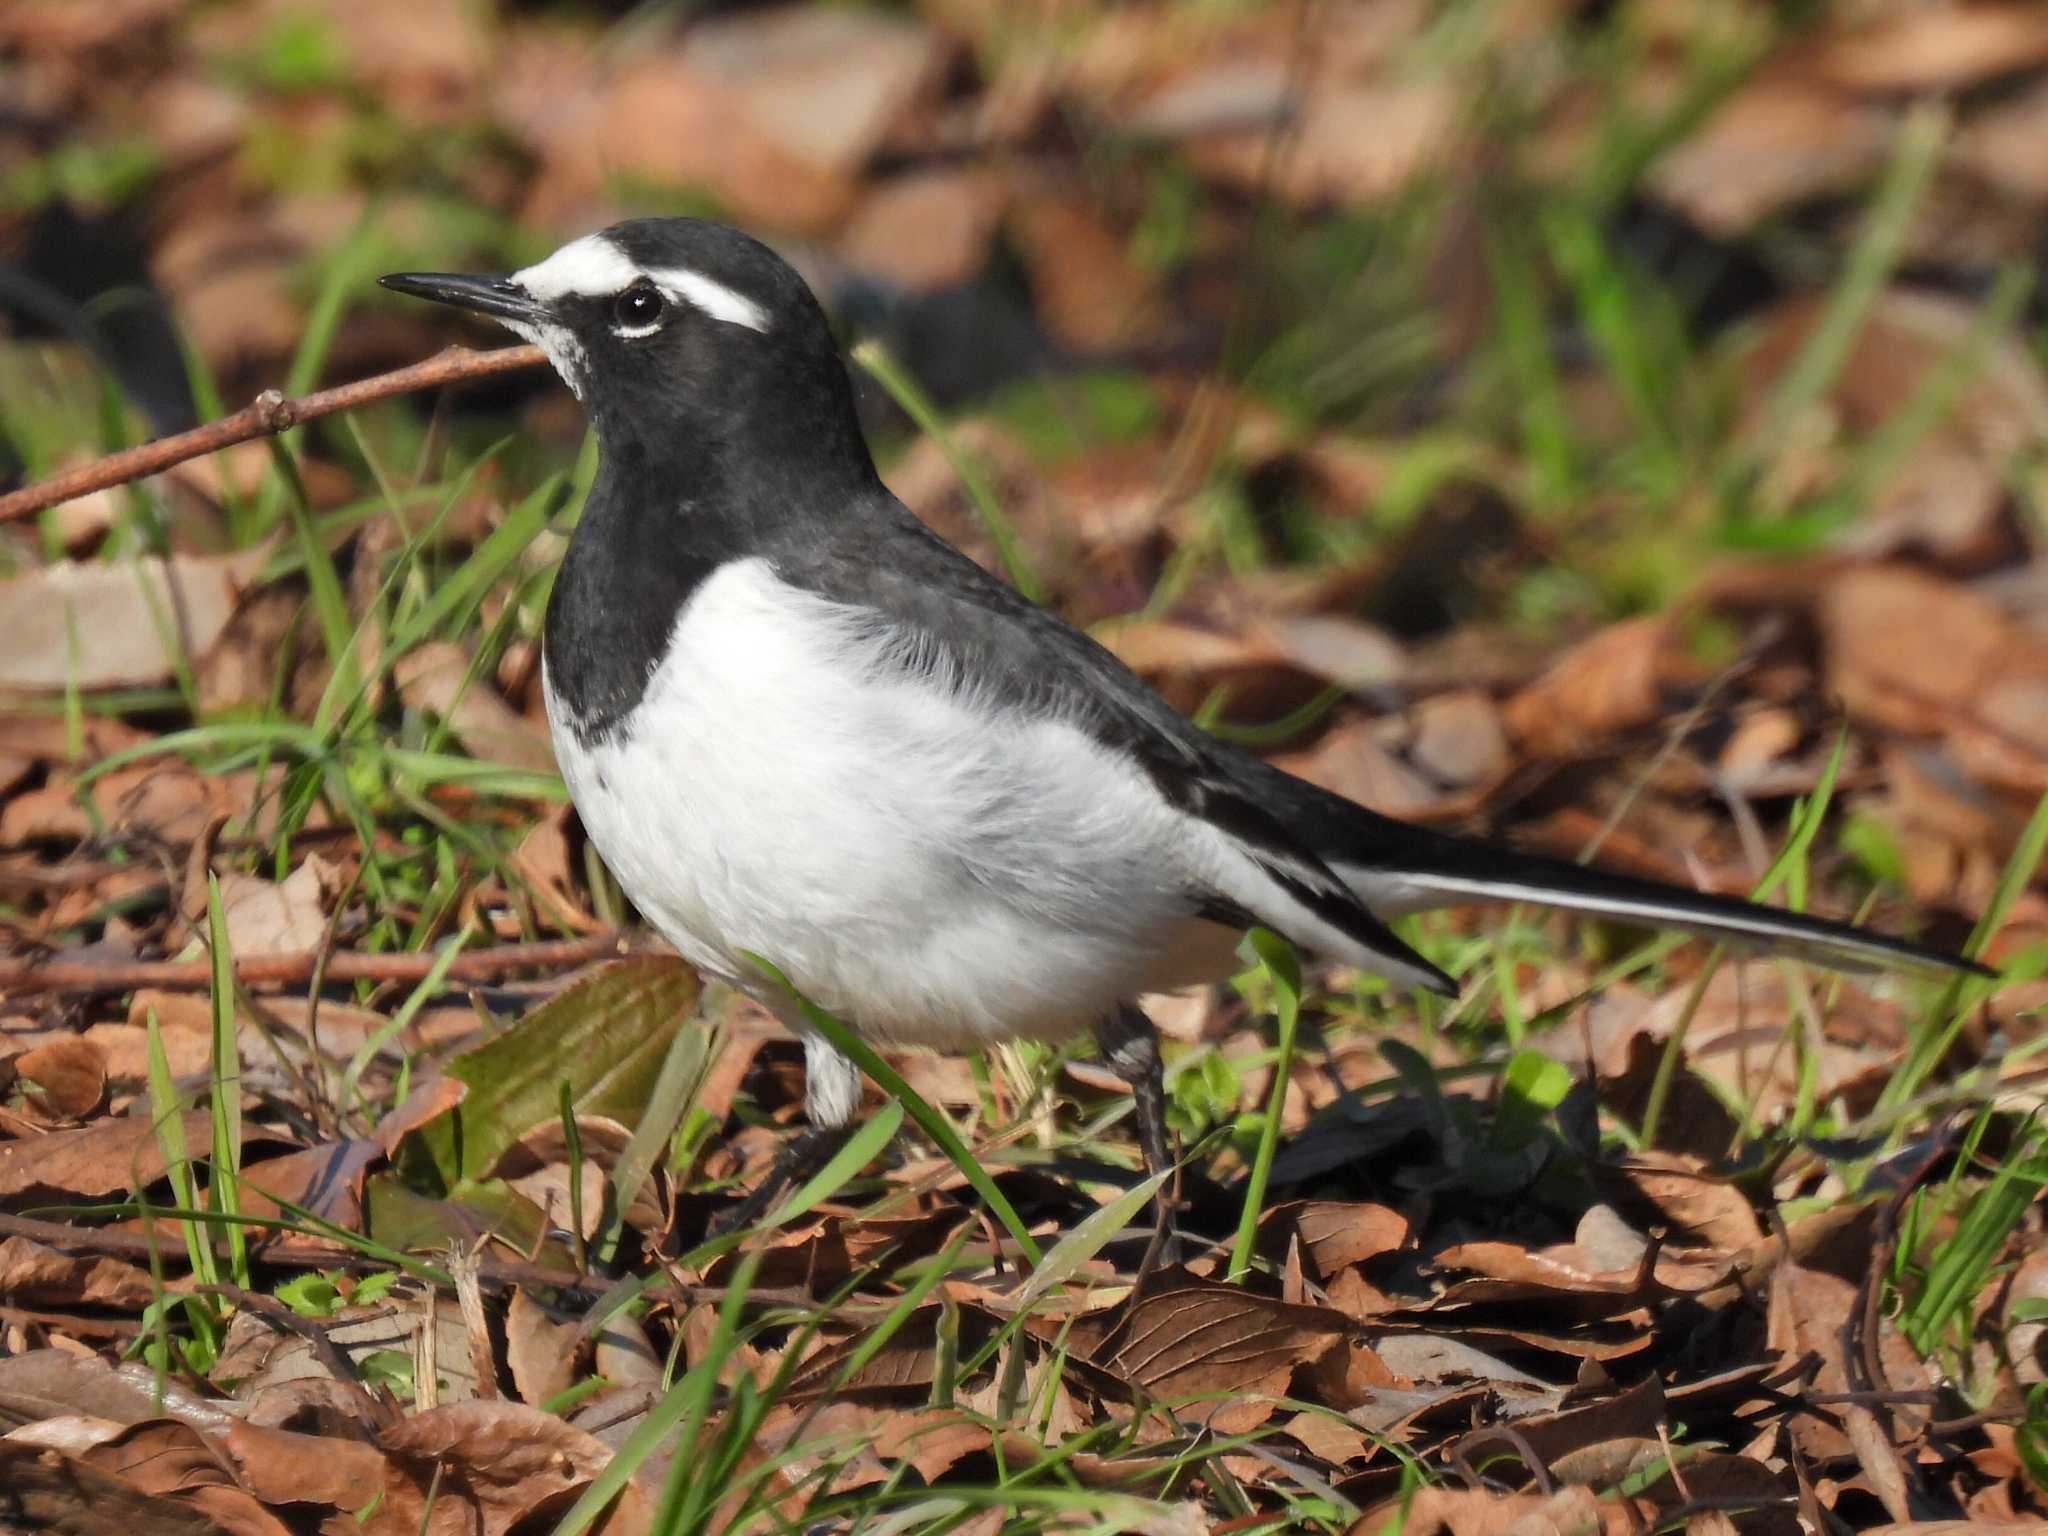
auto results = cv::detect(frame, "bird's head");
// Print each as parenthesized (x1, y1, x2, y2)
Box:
(381, 218, 865, 477)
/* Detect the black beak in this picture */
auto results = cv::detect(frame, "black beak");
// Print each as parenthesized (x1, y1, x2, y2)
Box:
(378, 271, 543, 325)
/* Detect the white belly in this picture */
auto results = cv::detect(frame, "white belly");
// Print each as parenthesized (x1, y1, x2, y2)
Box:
(544, 558, 1219, 1047)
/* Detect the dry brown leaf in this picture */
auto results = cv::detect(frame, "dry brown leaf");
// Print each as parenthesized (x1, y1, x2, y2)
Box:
(0, 1109, 214, 1202)
(0, 1440, 223, 1536)
(505, 7, 941, 235)
(1256, 1201, 1410, 1282)
(1820, 567, 2014, 735)
(1083, 1271, 1352, 1412)
(1605, 1153, 1765, 1250)
(1429, 1238, 1731, 1310)
(218, 1420, 389, 1515)
(0, 548, 269, 692)
(787, 1305, 995, 1398)
(1405, 690, 1509, 789)
(1504, 617, 1667, 758)
(1008, 191, 1168, 353)
(1637, 1452, 1800, 1536)
(838, 168, 1007, 291)
(3, 761, 299, 848)
(1281, 1408, 1370, 1465)
(82, 1418, 297, 1536)
(0, 1236, 157, 1310)
(1651, 79, 1888, 236)
(1272, 721, 1447, 819)
(1768, 1260, 1923, 1485)
(0, 1349, 225, 1431)
(505, 1288, 583, 1408)
(380, 1400, 650, 1536)
(1465, 1376, 1668, 1483)
(871, 1408, 995, 1482)
(1349, 1483, 1631, 1536)
(12, 1036, 108, 1120)
(236, 1140, 380, 1235)
(1188, 80, 1456, 208)
(1817, 5, 2048, 92)
(215, 858, 336, 958)
(394, 643, 556, 775)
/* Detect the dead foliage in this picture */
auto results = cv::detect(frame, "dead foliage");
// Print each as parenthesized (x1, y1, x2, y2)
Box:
(5, 0, 2048, 1530)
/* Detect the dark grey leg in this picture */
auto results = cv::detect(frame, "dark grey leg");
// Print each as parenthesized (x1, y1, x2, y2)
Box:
(709, 1122, 856, 1236)
(709, 1036, 863, 1237)
(1095, 1001, 1177, 1275)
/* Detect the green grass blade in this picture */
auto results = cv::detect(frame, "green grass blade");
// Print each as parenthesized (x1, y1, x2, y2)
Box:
(765, 1099, 905, 1227)
(851, 338, 1044, 604)
(742, 951, 1042, 1265)
(1880, 786, 2047, 1118)
(142, 1008, 218, 1289)
(1754, 103, 1949, 466)
(596, 1020, 713, 1266)
(204, 874, 249, 1287)
(1230, 930, 1301, 1281)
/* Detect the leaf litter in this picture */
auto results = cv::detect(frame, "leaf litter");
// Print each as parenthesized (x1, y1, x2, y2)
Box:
(4, 0, 2048, 1531)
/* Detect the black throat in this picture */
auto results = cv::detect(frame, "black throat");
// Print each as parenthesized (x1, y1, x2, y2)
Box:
(541, 385, 880, 746)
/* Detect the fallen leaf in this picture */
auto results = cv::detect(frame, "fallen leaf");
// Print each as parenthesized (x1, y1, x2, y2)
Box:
(218, 1419, 389, 1514)
(1603, 1153, 1765, 1250)
(1008, 188, 1168, 352)
(11, 1036, 107, 1120)
(1651, 78, 1888, 236)
(1256, 1201, 1410, 1281)
(0, 1441, 222, 1536)
(0, 1237, 157, 1310)
(381, 1400, 650, 1536)
(1819, 567, 2012, 736)
(1817, 5, 2048, 92)
(0, 1110, 215, 1202)
(1504, 617, 1669, 758)
(505, 1288, 583, 1408)
(838, 168, 1007, 291)
(1081, 1270, 1352, 1415)
(1349, 1484, 1630, 1536)
(0, 548, 269, 691)
(81, 1418, 297, 1536)
(394, 643, 556, 775)
(215, 858, 335, 957)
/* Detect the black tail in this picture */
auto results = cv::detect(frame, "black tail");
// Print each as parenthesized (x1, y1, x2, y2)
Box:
(1250, 762, 1992, 980)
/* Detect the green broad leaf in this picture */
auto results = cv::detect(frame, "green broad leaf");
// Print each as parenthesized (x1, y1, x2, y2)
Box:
(363, 1172, 564, 1265)
(1493, 1050, 1574, 1152)
(402, 957, 700, 1187)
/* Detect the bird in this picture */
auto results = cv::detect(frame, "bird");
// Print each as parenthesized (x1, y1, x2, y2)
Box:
(381, 218, 1990, 1250)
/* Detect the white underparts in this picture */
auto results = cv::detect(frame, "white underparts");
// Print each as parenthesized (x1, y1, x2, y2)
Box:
(543, 558, 1222, 1051)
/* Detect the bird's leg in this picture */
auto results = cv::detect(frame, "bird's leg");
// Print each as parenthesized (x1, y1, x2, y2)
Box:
(708, 1035, 862, 1238)
(708, 1122, 855, 1236)
(1095, 1002, 1177, 1276)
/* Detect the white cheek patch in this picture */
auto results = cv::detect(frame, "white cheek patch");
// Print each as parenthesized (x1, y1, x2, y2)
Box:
(511, 232, 773, 335)
(502, 317, 589, 400)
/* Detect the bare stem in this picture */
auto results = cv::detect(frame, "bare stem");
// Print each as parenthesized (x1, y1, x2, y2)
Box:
(0, 343, 547, 524)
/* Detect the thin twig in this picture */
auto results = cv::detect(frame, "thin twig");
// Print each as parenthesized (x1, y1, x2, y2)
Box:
(0, 929, 621, 996)
(0, 344, 546, 523)
(0, 1212, 889, 1315)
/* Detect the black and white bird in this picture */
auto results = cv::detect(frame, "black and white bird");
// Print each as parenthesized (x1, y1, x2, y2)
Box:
(383, 219, 1987, 1238)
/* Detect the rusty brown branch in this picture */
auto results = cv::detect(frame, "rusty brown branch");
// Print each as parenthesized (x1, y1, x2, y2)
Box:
(0, 343, 547, 524)
(0, 929, 621, 997)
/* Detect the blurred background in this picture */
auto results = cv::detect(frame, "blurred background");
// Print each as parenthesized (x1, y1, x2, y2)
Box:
(6, 0, 2048, 970)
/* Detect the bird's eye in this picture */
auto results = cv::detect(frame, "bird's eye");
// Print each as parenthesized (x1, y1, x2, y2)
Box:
(612, 283, 666, 332)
